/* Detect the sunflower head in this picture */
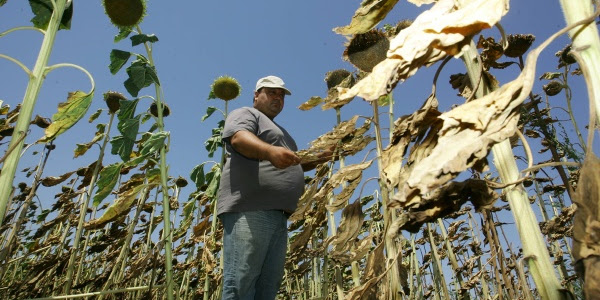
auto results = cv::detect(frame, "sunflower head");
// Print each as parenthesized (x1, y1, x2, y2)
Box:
(150, 102, 170, 117)
(103, 91, 127, 113)
(504, 34, 535, 58)
(343, 29, 390, 72)
(211, 76, 242, 101)
(103, 0, 146, 29)
(325, 69, 352, 90)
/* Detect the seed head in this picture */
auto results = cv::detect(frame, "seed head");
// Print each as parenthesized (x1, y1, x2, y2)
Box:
(103, 91, 126, 113)
(150, 102, 170, 117)
(103, 0, 146, 28)
(343, 29, 390, 72)
(504, 34, 535, 58)
(325, 69, 352, 90)
(211, 76, 241, 101)
(543, 80, 563, 96)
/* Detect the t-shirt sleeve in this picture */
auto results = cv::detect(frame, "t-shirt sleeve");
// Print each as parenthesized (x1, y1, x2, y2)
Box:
(222, 108, 258, 141)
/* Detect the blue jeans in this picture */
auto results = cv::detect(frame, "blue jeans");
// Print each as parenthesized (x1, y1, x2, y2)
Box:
(220, 210, 289, 300)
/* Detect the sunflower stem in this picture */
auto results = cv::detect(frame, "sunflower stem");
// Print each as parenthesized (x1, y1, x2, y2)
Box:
(0, 0, 68, 226)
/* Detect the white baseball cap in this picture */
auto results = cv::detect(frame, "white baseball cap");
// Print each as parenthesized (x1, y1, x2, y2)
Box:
(255, 75, 292, 95)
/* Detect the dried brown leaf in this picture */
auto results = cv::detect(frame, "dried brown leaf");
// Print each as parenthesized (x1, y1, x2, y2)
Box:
(572, 153, 600, 298)
(381, 94, 441, 187)
(389, 179, 498, 233)
(540, 204, 576, 241)
(40, 170, 76, 187)
(333, 0, 400, 35)
(338, 0, 509, 101)
(330, 199, 365, 254)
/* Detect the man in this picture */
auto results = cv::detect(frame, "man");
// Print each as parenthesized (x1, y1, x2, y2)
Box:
(217, 75, 325, 299)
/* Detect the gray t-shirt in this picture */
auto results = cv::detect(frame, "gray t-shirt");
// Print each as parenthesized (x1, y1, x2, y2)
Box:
(217, 107, 304, 215)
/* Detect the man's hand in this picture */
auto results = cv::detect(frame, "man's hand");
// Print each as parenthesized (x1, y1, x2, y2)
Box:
(265, 146, 301, 169)
(230, 130, 300, 169)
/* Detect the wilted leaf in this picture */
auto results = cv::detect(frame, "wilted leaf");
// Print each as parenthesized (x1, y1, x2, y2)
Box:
(321, 72, 358, 110)
(297, 115, 374, 164)
(38, 91, 94, 143)
(315, 161, 373, 203)
(0, 101, 8, 114)
(175, 199, 196, 239)
(407, 0, 435, 6)
(30, 115, 51, 128)
(298, 96, 324, 111)
(324, 161, 372, 212)
(338, 0, 509, 101)
(88, 108, 103, 123)
(540, 204, 576, 241)
(330, 199, 365, 254)
(345, 242, 386, 299)
(334, 0, 400, 35)
(389, 27, 554, 207)
(85, 183, 145, 230)
(381, 94, 441, 187)
(290, 164, 330, 222)
(572, 153, 600, 298)
(74, 132, 104, 158)
(389, 179, 498, 233)
(40, 170, 76, 187)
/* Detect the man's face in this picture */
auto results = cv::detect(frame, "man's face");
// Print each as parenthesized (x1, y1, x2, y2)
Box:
(253, 87, 285, 119)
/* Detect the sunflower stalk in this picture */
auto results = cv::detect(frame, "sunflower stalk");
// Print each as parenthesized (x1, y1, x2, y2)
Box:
(371, 100, 402, 299)
(203, 99, 228, 300)
(73, 205, 98, 285)
(436, 219, 469, 300)
(409, 236, 423, 299)
(558, 0, 600, 123)
(426, 223, 451, 299)
(135, 24, 175, 300)
(466, 213, 490, 299)
(0, 0, 68, 225)
(64, 111, 116, 294)
(460, 37, 565, 298)
(0, 142, 52, 268)
(98, 187, 149, 298)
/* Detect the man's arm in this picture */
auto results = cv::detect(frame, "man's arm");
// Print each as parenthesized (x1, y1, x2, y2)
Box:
(230, 130, 301, 169)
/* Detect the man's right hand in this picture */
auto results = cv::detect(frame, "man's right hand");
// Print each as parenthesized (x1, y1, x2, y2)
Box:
(230, 130, 300, 169)
(265, 146, 301, 169)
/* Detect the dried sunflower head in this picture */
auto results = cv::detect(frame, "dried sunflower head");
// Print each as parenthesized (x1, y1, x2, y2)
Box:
(150, 102, 170, 117)
(175, 176, 188, 188)
(556, 44, 577, 68)
(103, 0, 146, 28)
(211, 76, 241, 101)
(325, 69, 352, 90)
(103, 91, 127, 113)
(504, 34, 535, 58)
(384, 19, 413, 38)
(343, 29, 390, 72)
(543, 80, 563, 96)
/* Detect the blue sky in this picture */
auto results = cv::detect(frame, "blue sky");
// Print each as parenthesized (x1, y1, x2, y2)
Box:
(0, 1, 592, 211)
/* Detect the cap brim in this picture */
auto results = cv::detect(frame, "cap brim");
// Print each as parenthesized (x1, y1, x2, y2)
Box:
(257, 84, 292, 95)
